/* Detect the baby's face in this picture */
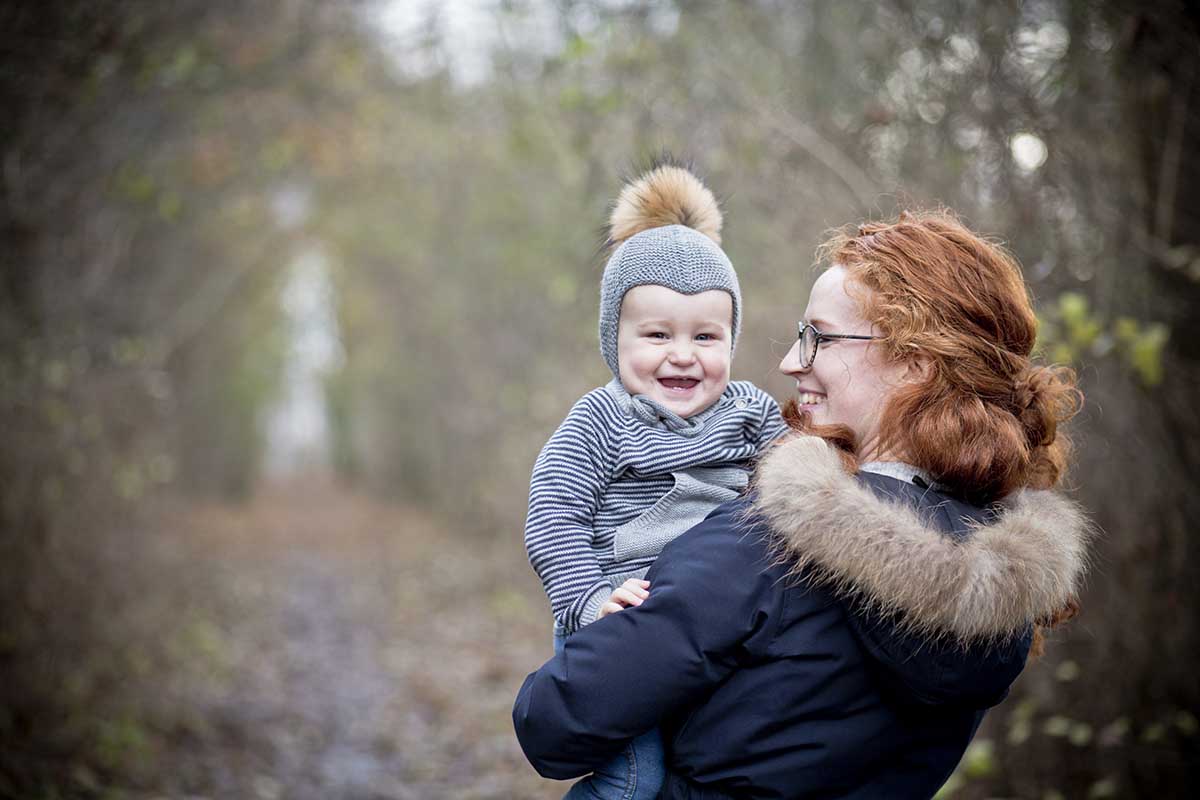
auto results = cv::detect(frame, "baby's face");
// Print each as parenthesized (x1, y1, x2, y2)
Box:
(616, 285, 733, 419)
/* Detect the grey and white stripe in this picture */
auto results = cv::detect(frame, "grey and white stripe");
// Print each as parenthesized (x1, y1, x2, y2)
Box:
(525, 378, 786, 634)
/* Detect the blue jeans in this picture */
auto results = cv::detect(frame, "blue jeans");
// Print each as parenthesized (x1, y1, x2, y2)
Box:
(553, 630, 666, 800)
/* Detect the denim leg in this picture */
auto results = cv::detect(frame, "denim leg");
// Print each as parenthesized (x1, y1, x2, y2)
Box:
(561, 730, 664, 800)
(626, 727, 665, 800)
(563, 745, 637, 800)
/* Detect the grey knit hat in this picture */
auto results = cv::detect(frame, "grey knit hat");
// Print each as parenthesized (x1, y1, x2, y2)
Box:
(599, 164, 741, 378)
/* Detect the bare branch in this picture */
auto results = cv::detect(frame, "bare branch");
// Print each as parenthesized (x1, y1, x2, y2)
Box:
(1153, 52, 1196, 243)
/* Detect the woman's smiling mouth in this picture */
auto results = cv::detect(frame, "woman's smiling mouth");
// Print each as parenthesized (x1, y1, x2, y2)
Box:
(797, 391, 826, 406)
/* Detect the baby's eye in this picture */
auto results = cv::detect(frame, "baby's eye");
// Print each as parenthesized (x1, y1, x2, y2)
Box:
(646, 331, 669, 340)
(695, 333, 716, 342)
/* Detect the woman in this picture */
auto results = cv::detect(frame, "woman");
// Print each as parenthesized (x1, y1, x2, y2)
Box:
(513, 210, 1092, 799)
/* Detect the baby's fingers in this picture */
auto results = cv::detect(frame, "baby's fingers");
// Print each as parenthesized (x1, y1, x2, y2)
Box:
(611, 587, 645, 608)
(620, 579, 651, 599)
(599, 601, 625, 618)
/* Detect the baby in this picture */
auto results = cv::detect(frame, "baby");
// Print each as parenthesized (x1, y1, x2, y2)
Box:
(524, 161, 786, 799)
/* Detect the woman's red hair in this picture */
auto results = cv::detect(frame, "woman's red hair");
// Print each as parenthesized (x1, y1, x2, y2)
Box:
(790, 209, 1081, 505)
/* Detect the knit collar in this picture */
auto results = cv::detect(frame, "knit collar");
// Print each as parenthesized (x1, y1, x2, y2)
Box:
(604, 378, 724, 438)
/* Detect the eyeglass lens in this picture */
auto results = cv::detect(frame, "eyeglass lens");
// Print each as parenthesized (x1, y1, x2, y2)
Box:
(799, 324, 818, 368)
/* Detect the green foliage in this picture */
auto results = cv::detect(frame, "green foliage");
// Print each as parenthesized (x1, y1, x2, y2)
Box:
(960, 738, 997, 778)
(1038, 292, 1169, 386)
(1099, 716, 1131, 746)
(261, 137, 299, 172)
(1114, 316, 1169, 386)
(113, 164, 157, 203)
(1054, 659, 1081, 682)
(1068, 722, 1094, 747)
(1007, 696, 1038, 746)
(933, 736, 1002, 797)
(1043, 715, 1072, 737)
(92, 714, 153, 773)
(932, 772, 963, 798)
(995, 685, 1200, 799)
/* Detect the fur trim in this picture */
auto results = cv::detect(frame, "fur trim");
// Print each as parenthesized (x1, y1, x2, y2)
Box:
(608, 164, 723, 246)
(751, 436, 1095, 641)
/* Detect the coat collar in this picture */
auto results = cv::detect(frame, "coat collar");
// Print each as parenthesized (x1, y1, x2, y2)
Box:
(858, 460, 944, 491)
(751, 435, 1095, 641)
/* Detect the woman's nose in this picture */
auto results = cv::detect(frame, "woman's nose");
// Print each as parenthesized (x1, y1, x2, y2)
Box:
(779, 339, 809, 375)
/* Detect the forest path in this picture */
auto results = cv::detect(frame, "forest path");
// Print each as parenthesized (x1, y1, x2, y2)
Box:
(144, 478, 558, 799)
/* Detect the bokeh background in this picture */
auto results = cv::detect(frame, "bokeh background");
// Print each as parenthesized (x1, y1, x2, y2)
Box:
(2, 1, 1197, 797)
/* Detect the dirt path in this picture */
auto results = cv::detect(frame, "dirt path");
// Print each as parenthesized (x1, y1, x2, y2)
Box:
(131, 478, 561, 799)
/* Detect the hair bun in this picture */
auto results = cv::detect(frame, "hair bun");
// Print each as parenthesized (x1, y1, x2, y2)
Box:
(1012, 365, 1074, 448)
(608, 161, 723, 247)
(1011, 369, 1041, 412)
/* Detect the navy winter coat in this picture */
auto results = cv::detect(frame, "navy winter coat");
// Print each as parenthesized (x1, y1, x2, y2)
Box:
(514, 436, 1091, 799)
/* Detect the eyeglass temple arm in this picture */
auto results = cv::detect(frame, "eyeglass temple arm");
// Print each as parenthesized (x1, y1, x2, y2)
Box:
(817, 333, 881, 341)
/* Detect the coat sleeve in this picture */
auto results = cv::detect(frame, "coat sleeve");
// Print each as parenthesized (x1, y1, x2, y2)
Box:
(512, 501, 777, 779)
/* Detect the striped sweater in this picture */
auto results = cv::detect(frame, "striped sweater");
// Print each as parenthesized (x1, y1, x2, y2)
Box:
(525, 378, 787, 634)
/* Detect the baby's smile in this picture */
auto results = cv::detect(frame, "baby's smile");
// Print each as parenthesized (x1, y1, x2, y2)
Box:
(659, 377, 700, 392)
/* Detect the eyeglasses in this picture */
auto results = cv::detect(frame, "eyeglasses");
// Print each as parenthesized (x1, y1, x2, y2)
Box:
(796, 322, 881, 369)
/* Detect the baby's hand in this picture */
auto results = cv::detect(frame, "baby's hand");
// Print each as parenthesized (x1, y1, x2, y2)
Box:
(598, 579, 651, 618)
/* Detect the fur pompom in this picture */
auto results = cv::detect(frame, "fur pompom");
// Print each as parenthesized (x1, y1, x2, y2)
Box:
(608, 163, 723, 246)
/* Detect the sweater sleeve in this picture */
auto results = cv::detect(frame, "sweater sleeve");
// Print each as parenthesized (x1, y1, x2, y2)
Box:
(524, 392, 618, 634)
(513, 501, 776, 779)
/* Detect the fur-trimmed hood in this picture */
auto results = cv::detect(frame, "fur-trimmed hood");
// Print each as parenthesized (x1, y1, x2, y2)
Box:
(752, 435, 1095, 641)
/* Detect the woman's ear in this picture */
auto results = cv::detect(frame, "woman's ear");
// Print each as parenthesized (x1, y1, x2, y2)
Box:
(904, 354, 933, 383)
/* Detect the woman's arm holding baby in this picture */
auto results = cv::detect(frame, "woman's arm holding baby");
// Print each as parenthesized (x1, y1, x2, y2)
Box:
(514, 501, 775, 778)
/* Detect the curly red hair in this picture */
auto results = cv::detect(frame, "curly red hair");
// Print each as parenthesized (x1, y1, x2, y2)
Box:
(789, 209, 1081, 505)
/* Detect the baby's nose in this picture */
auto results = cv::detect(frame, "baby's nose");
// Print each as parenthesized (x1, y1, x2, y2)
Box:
(668, 343, 696, 363)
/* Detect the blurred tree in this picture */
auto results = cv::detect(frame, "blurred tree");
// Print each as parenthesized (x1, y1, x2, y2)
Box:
(0, 0, 367, 789)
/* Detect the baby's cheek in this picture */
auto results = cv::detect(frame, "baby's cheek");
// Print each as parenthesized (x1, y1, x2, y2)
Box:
(712, 351, 733, 379)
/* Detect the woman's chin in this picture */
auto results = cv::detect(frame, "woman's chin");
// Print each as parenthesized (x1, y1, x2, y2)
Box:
(801, 403, 826, 421)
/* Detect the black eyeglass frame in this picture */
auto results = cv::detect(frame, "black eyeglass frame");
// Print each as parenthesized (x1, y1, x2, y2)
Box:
(796, 322, 882, 369)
